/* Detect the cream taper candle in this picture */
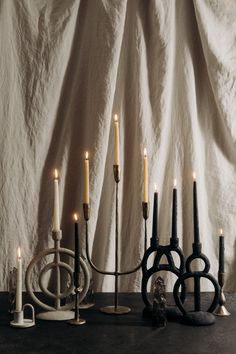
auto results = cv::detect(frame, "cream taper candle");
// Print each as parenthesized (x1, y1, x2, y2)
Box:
(143, 148, 148, 203)
(114, 114, 120, 165)
(15, 247, 22, 312)
(53, 169, 60, 231)
(84, 152, 90, 204)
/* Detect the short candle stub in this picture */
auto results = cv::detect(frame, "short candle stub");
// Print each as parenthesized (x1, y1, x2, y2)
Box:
(113, 165, 120, 183)
(142, 202, 149, 220)
(83, 203, 90, 221)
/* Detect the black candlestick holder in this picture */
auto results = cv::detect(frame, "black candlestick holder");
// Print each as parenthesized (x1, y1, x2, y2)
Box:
(142, 236, 186, 317)
(173, 242, 220, 325)
(85, 165, 147, 315)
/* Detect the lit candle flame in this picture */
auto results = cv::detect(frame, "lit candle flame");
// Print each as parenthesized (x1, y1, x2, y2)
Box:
(193, 171, 196, 180)
(73, 213, 78, 222)
(114, 114, 118, 122)
(85, 151, 89, 160)
(54, 169, 59, 179)
(154, 183, 157, 192)
(220, 228, 223, 235)
(174, 178, 177, 187)
(17, 247, 21, 259)
(144, 148, 147, 157)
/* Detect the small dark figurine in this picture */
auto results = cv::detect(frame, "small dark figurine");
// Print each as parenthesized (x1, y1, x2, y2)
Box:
(152, 276, 167, 327)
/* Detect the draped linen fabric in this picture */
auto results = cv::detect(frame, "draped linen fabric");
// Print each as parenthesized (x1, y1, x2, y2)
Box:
(1, 0, 236, 292)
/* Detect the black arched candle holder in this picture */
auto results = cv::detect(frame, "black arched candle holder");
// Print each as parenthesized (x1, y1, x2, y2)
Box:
(173, 241, 220, 325)
(141, 237, 186, 317)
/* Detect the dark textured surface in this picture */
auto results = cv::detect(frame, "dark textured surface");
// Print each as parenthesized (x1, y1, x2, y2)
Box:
(0, 292, 235, 354)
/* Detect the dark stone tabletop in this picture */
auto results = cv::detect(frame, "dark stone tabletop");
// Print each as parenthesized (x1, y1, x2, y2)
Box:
(0, 292, 235, 354)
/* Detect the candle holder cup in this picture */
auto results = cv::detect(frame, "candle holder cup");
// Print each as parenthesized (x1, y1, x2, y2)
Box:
(25, 229, 90, 321)
(85, 165, 147, 315)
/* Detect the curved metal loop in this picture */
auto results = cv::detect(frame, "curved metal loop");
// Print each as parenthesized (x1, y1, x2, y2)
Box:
(186, 253, 210, 274)
(23, 303, 35, 323)
(86, 221, 147, 277)
(25, 248, 90, 312)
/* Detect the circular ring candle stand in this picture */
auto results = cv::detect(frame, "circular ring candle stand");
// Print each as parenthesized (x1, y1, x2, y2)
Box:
(85, 165, 147, 315)
(10, 303, 35, 328)
(173, 242, 220, 326)
(141, 237, 186, 318)
(214, 271, 231, 316)
(25, 230, 90, 321)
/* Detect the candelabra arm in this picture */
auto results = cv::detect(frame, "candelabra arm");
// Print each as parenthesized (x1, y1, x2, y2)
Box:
(117, 215, 148, 276)
(85, 221, 115, 276)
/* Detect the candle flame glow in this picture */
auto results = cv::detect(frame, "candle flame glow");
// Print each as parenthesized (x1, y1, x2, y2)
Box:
(73, 213, 78, 222)
(154, 183, 157, 192)
(54, 169, 59, 179)
(85, 151, 89, 160)
(220, 228, 223, 235)
(144, 148, 147, 157)
(193, 171, 196, 180)
(174, 178, 177, 187)
(17, 247, 21, 259)
(114, 114, 118, 122)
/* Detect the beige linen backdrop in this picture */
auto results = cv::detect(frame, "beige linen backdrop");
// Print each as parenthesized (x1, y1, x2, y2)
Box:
(1, 0, 236, 292)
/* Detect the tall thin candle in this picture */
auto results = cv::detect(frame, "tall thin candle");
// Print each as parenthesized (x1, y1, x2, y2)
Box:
(219, 228, 225, 273)
(84, 152, 90, 204)
(74, 213, 80, 288)
(114, 114, 120, 166)
(143, 148, 148, 203)
(151, 184, 158, 246)
(15, 247, 22, 312)
(53, 169, 60, 231)
(171, 178, 177, 239)
(193, 172, 200, 244)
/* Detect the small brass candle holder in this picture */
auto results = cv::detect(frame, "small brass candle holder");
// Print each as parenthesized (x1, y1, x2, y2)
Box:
(85, 165, 147, 315)
(214, 272, 231, 316)
(68, 281, 86, 325)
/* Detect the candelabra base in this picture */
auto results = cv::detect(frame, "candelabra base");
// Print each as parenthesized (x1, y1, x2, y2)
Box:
(183, 311, 215, 326)
(37, 310, 74, 321)
(100, 305, 131, 315)
(214, 305, 231, 316)
(68, 318, 86, 326)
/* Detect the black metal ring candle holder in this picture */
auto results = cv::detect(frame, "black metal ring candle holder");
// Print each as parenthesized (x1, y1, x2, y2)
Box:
(141, 237, 186, 317)
(173, 242, 220, 325)
(85, 165, 147, 315)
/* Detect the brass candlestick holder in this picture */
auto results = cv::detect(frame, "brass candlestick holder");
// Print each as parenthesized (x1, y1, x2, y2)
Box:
(25, 229, 90, 320)
(84, 165, 147, 315)
(68, 273, 86, 326)
(214, 272, 230, 316)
